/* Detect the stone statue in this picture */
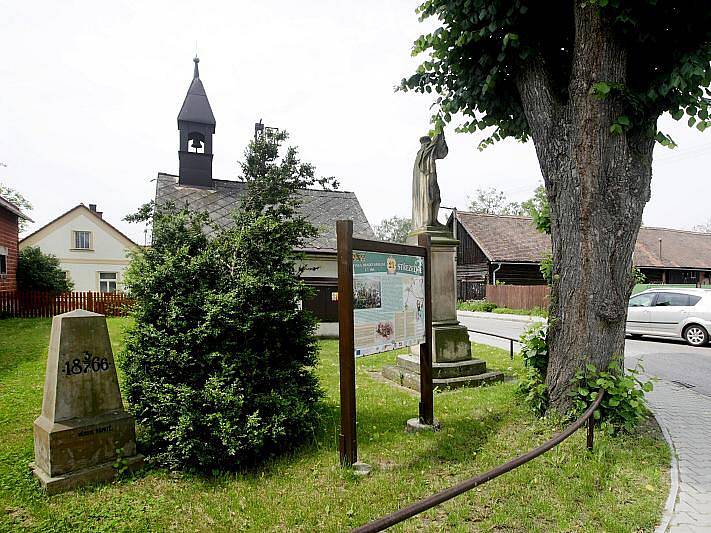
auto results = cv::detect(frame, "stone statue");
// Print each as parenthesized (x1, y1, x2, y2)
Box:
(412, 132, 448, 229)
(385, 129, 503, 394)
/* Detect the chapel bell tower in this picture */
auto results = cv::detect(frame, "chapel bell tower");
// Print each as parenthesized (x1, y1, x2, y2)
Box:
(177, 56, 216, 187)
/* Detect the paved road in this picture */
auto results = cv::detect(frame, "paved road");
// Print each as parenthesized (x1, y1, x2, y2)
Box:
(459, 313, 711, 397)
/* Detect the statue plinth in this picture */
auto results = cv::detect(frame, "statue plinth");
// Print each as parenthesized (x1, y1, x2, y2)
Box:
(406, 226, 470, 363)
(383, 226, 503, 390)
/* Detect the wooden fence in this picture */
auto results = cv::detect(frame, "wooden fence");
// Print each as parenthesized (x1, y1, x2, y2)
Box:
(0, 290, 133, 318)
(457, 280, 486, 301)
(485, 284, 550, 310)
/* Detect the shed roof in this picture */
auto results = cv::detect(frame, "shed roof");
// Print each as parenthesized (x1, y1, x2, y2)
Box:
(155, 173, 375, 252)
(0, 194, 32, 221)
(634, 226, 711, 269)
(455, 212, 550, 263)
(455, 211, 711, 270)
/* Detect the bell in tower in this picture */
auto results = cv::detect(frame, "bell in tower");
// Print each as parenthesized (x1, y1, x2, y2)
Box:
(177, 56, 216, 187)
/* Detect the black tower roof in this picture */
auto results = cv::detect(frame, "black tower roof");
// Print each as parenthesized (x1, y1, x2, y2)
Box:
(177, 57, 216, 126)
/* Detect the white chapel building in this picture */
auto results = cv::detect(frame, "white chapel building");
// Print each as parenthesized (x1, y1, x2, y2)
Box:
(19, 204, 139, 292)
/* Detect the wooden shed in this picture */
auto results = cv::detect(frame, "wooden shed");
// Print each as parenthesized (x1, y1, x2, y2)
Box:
(448, 211, 711, 298)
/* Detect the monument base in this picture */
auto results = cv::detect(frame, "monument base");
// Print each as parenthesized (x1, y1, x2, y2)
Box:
(411, 321, 473, 363)
(30, 455, 144, 495)
(405, 417, 441, 433)
(352, 461, 372, 476)
(33, 410, 139, 478)
(383, 353, 504, 391)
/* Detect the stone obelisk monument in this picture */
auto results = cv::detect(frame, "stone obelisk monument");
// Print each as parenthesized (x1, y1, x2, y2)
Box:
(31, 310, 143, 493)
(383, 132, 503, 389)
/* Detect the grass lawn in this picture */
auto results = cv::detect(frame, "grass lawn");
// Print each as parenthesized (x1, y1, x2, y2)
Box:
(1, 318, 668, 532)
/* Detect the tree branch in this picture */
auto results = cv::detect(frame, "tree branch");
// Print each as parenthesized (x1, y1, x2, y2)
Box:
(515, 56, 561, 144)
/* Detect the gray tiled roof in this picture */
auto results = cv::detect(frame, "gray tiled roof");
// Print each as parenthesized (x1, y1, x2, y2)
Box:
(155, 173, 374, 252)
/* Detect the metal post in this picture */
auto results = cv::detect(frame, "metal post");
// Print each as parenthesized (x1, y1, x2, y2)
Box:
(418, 233, 434, 426)
(510, 339, 514, 360)
(586, 416, 594, 451)
(337, 220, 357, 466)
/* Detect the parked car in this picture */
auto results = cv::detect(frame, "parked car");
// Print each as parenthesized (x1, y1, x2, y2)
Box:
(626, 288, 711, 346)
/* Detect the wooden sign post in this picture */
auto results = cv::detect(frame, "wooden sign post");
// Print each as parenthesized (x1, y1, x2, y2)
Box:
(337, 220, 357, 466)
(336, 220, 434, 467)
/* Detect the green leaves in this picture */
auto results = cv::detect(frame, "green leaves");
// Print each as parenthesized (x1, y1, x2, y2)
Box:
(655, 131, 678, 149)
(522, 184, 550, 235)
(373, 216, 413, 244)
(589, 81, 624, 100)
(609, 115, 631, 135)
(568, 359, 653, 434)
(403, 1, 711, 149)
(502, 32, 519, 47)
(517, 322, 550, 415)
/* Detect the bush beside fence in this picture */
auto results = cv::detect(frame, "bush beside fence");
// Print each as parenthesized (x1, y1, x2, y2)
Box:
(0, 290, 132, 318)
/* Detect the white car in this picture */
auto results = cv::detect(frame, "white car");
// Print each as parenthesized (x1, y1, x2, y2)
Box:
(626, 288, 711, 346)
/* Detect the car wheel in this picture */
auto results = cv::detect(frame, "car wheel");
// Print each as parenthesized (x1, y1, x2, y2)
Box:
(683, 325, 709, 347)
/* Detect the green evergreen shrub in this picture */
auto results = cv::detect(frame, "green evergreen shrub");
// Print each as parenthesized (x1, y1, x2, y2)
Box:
(17, 246, 73, 292)
(120, 131, 332, 471)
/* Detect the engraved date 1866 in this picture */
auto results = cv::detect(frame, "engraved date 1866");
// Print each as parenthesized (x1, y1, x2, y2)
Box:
(63, 351, 110, 376)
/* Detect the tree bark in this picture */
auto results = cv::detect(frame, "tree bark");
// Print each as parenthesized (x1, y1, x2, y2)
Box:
(516, 3, 655, 411)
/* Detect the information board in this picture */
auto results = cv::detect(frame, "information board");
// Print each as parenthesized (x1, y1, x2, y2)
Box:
(352, 250, 426, 357)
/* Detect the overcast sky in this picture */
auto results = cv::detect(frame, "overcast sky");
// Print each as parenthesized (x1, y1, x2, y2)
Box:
(1, 0, 710, 243)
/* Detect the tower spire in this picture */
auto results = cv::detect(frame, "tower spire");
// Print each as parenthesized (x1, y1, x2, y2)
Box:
(178, 55, 215, 188)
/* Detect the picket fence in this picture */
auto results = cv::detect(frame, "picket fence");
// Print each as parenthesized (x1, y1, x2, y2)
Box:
(0, 290, 132, 318)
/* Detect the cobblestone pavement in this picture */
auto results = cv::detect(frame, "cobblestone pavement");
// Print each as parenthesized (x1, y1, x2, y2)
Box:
(648, 380, 711, 532)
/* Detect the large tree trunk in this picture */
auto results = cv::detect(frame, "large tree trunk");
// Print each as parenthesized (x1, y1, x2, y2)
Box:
(517, 3, 655, 411)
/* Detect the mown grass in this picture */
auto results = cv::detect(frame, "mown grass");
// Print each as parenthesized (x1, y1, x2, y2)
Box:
(0, 318, 668, 532)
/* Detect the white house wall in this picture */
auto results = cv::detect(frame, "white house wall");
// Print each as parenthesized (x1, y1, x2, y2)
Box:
(20, 208, 136, 292)
(298, 254, 337, 279)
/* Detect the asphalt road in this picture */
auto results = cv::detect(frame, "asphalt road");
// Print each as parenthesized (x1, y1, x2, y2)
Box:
(458, 313, 711, 398)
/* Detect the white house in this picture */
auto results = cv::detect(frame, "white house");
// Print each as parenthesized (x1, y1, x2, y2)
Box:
(19, 204, 139, 292)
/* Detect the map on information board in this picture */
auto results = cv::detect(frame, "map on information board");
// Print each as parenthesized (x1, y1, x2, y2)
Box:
(352, 250, 425, 357)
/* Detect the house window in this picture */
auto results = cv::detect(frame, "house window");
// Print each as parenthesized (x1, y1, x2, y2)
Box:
(99, 272, 118, 293)
(73, 231, 92, 250)
(0, 248, 7, 277)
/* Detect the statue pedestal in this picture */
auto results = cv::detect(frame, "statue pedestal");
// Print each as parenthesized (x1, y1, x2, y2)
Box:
(382, 226, 503, 390)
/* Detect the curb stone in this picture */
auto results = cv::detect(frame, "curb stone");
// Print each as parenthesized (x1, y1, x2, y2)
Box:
(456, 310, 547, 323)
(653, 406, 680, 533)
